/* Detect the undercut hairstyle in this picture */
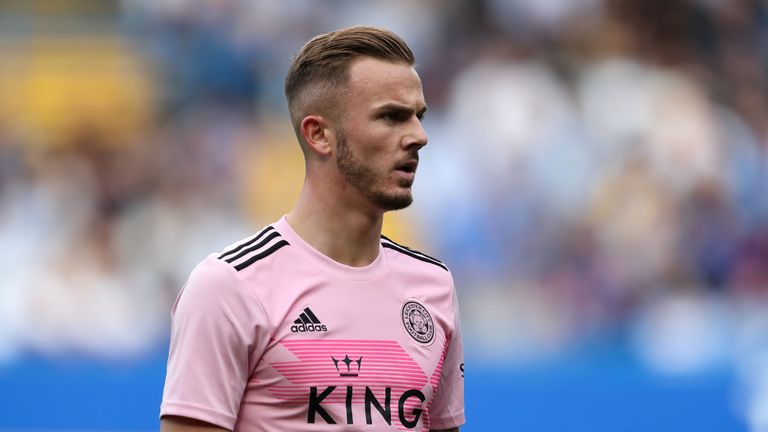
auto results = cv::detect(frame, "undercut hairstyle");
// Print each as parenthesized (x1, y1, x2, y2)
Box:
(284, 26, 415, 147)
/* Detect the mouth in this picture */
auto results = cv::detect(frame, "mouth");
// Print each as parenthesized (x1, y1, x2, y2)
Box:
(394, 160, 418, 175)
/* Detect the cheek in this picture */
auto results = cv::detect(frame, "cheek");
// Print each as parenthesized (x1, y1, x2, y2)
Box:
(346, 120, 395, 148)
(342, 124, 397, 171)
(352, 140, 393, 166)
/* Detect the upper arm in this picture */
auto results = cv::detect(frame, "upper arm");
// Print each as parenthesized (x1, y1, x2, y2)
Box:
(160, 415, 230, 432)
(160, 257, 271, 430)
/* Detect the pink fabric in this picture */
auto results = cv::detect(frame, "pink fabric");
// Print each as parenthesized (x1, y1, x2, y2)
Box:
(161, 216, 464, 431)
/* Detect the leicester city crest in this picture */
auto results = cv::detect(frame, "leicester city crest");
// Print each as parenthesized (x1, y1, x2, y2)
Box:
(401, 300, 434, 345)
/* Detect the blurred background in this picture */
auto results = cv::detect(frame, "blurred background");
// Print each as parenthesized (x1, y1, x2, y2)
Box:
(0, 0, 766, 430)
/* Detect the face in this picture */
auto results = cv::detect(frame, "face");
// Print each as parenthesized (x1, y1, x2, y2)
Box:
(334, 57, 428, 211)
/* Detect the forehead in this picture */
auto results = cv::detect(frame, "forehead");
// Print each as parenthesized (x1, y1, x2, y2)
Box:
(345, 57, 425, 109)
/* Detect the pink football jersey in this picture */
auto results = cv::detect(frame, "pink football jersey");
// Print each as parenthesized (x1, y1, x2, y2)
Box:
(160, 216, 464, 431)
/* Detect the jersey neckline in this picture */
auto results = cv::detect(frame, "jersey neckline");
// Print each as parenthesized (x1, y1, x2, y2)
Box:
(274, 215, 389, 281)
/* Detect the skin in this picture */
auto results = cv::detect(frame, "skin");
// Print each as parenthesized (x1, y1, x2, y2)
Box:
(287, 56, 429, 267)
(161, 57, 458, 432)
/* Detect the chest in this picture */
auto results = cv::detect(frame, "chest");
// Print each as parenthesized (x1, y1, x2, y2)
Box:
(246, 275, 452, 428)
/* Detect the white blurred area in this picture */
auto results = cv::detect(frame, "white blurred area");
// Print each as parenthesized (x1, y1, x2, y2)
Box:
(0, 0, 767, 428)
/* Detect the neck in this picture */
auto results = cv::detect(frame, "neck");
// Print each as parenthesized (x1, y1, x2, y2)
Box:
(286, 179, 384, 267)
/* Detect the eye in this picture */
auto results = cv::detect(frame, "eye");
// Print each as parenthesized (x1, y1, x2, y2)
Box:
(378, 108, 421, 123)
(381, 111, 408, 123)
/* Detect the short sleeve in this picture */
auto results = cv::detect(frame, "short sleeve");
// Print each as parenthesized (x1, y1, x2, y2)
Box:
(428, 282, 465, 429)
(160, 256, 270, 430)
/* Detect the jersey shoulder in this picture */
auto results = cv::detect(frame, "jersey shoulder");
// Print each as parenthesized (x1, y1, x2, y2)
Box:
(380, 234, 450, 273)
(215, 224, 291, 272)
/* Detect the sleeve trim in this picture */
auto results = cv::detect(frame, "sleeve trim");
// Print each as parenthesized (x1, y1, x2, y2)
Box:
(160, 400, 237, 430)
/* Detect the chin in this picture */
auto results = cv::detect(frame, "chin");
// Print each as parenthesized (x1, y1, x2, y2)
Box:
(370, 191, 413, 211)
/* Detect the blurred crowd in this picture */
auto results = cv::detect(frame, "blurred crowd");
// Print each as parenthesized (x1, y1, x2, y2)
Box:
(0, 0, 767, 421)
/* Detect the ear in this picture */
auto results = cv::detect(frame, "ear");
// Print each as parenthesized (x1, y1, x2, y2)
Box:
(300, 115, 334, 157)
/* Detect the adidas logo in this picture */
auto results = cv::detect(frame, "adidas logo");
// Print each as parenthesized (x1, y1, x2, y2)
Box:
(290, 307, 328, 333)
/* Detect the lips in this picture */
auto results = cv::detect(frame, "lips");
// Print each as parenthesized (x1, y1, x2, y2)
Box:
(395, 159, 418, 174)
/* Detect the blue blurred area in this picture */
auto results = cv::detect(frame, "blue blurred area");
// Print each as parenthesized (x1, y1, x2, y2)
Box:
(468, 351, 745, 432)
(0, 346, 747, 431)
(1, 351, 167, 430)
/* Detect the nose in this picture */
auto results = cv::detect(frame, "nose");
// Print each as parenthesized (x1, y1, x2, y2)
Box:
(403, 117, 428, 150)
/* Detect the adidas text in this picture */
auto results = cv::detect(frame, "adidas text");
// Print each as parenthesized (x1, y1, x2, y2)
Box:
(291, 323, 328, 333)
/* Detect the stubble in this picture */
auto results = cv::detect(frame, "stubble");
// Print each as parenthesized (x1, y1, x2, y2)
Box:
(336, 131, 413, 211)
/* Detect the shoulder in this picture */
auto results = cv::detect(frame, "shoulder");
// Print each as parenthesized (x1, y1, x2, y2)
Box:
(173, 255, 243, 318)
(214, 224, 292, 273)
(175, 231, 284, 324)
(380, 234, 451, 275)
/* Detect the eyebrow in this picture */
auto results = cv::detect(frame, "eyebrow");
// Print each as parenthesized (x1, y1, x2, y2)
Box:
(373, 103, 428, 118)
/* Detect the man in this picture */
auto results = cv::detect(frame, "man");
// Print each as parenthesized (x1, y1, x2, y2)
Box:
(159, 26, 464, 432)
